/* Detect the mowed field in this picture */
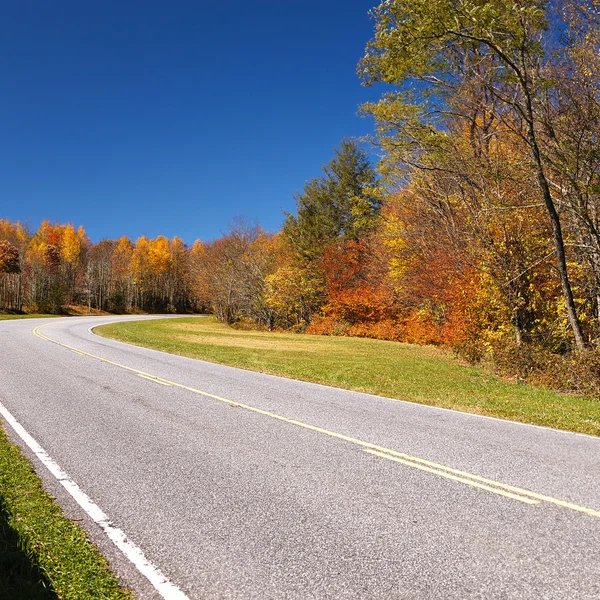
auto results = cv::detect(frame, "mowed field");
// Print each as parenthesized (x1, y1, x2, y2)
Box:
(96, 316, 600, 437)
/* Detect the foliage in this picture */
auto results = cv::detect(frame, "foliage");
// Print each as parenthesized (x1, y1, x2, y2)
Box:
(0, 221, 198, 315)
(283, 139, 381, 262)
(359, 0, 589, 349)
(192, 222, 279, 327)
(264, 264, 324, 330)
(0, 241, 20, 274)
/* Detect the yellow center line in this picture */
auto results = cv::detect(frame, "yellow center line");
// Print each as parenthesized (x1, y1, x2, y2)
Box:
(32, 323, 600, 518)
(367, 447, 600, 516)
(138, 374, 172, 387)
(363, 449, 539, 504)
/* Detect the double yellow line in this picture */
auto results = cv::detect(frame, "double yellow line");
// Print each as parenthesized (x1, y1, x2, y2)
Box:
(33, 323, 600, 518)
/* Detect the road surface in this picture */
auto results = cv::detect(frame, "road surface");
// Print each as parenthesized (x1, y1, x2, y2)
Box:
(1, 315, 599, 599)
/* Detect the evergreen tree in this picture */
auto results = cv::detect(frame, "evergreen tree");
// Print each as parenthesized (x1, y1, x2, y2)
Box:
(283, 140, 380, 261)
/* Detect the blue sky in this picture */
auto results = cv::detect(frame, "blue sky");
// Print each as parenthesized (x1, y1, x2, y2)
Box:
(0, 0, 384, 244)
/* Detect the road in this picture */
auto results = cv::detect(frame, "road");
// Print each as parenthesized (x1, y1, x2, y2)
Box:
(1, 315, 600, 599)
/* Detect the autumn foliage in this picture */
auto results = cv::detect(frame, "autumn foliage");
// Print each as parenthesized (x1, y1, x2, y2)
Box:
(0, 220, 201, 314)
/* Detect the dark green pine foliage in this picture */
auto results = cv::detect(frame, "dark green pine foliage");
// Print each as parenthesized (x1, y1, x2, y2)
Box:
(284, 140, 380, 261)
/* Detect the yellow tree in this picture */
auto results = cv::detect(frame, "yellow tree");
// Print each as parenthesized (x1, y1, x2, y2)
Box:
(130, 236, 150, 310)
(147, 236, 171, 310)
(360, 0, 586, 349)
(111, 236, 135, 311)
(0, 220, 28, 310)
(59, 223, 89, 306)
(167, 236, 190, 312)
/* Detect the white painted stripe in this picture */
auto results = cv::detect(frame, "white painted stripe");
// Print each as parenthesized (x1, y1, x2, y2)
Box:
(0, 400, 190, 600)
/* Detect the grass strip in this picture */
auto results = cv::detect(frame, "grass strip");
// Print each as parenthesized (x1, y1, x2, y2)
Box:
(0, 314, 58, 321)
(96, 316, 600, 437)
(0, 426, 133, 600)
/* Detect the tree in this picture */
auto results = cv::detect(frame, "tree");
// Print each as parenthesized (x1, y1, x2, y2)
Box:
(532, 2, 600, 337)
(60, 223, 87, 306)
(111, 236, 134, 311)
(264, 264, 324, 329)
(0, 241, 21, 311)
(0, 241, 20, 274)
(85, 239, 115, 312)
(283, 140, 381, 262)
(0, 219, 207, 315)
(359, 0, 586, 349)
(193, 222, 274, 325)
(166, 236, 191, 312)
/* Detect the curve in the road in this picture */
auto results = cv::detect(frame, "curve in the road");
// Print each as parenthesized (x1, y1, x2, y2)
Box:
(1, 315, 600, 600)
(33, 321, 600, 519)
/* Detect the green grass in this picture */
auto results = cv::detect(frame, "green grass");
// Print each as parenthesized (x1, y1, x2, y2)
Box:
(95, 316, 600, 437)
(0, 314, 59, 321)
(0, 427, 133, 600)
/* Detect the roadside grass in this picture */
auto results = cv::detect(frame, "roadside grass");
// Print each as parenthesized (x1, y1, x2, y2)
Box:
(95, 316, 600, 437)
(0, 427, 133, 600)
(0, 305, 112, 320)
(0, 314, 58, 321)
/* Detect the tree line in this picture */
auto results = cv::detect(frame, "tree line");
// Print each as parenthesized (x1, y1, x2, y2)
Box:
(0, 220, 205, 314)
(3, 1, 600, 394)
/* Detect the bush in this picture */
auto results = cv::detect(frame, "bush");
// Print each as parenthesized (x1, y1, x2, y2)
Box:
(306, 315, 403, 341)
(488, 341, 600, 399)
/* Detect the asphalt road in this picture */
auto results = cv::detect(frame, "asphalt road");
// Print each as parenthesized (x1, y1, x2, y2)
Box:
(1, 315, 600, 599)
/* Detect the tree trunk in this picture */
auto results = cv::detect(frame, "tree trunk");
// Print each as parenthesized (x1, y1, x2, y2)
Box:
(523, 105, 586, 350)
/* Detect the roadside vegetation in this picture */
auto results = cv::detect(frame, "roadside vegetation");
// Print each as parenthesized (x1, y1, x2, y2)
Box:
(0, 314, 58, 321)
(0, 427, 133, 600)
(96, 317, 600, 437)
(0, 305, 110, 320)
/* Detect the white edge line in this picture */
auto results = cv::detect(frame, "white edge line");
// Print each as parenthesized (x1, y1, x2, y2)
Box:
(83, 317, 600, 442)
(0, 399, 189, 600)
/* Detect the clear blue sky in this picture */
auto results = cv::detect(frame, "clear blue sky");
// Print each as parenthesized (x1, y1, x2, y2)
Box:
(0, 0, 384, 244)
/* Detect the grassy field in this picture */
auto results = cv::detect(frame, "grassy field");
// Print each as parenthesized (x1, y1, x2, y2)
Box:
(0, 427, 133, 600)
(96, 316, 600, 436)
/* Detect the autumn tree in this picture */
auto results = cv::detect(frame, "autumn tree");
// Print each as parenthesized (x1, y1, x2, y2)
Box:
(111, 236, 135, 311)
(305, 234, 399, 339)
(166, 236, 191, 312)
(25, 221, 63, 312)
(529, 1, 600, 339)
(274, 141, 384, 329)
(264, 264, 324, 329)
(188, 240, 210, 312)
(130, 236, 151, 310)
(85, 239, 115, 312)
(194, 224, 255, 324)
(0, 219, 204, 315)
(359, 0, 587, 349)
(60, 223, 87, 305)
(0, 240, 21, 311)
(0, 241, 20, 274)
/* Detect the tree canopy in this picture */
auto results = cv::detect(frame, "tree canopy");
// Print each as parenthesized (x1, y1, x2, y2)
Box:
(283, 140, 380, 261)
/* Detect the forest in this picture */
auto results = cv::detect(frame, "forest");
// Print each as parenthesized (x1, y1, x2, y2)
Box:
(3, 1, 600, 395)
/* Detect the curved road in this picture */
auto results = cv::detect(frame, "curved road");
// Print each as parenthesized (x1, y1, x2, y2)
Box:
(1, 315, 600, 599)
